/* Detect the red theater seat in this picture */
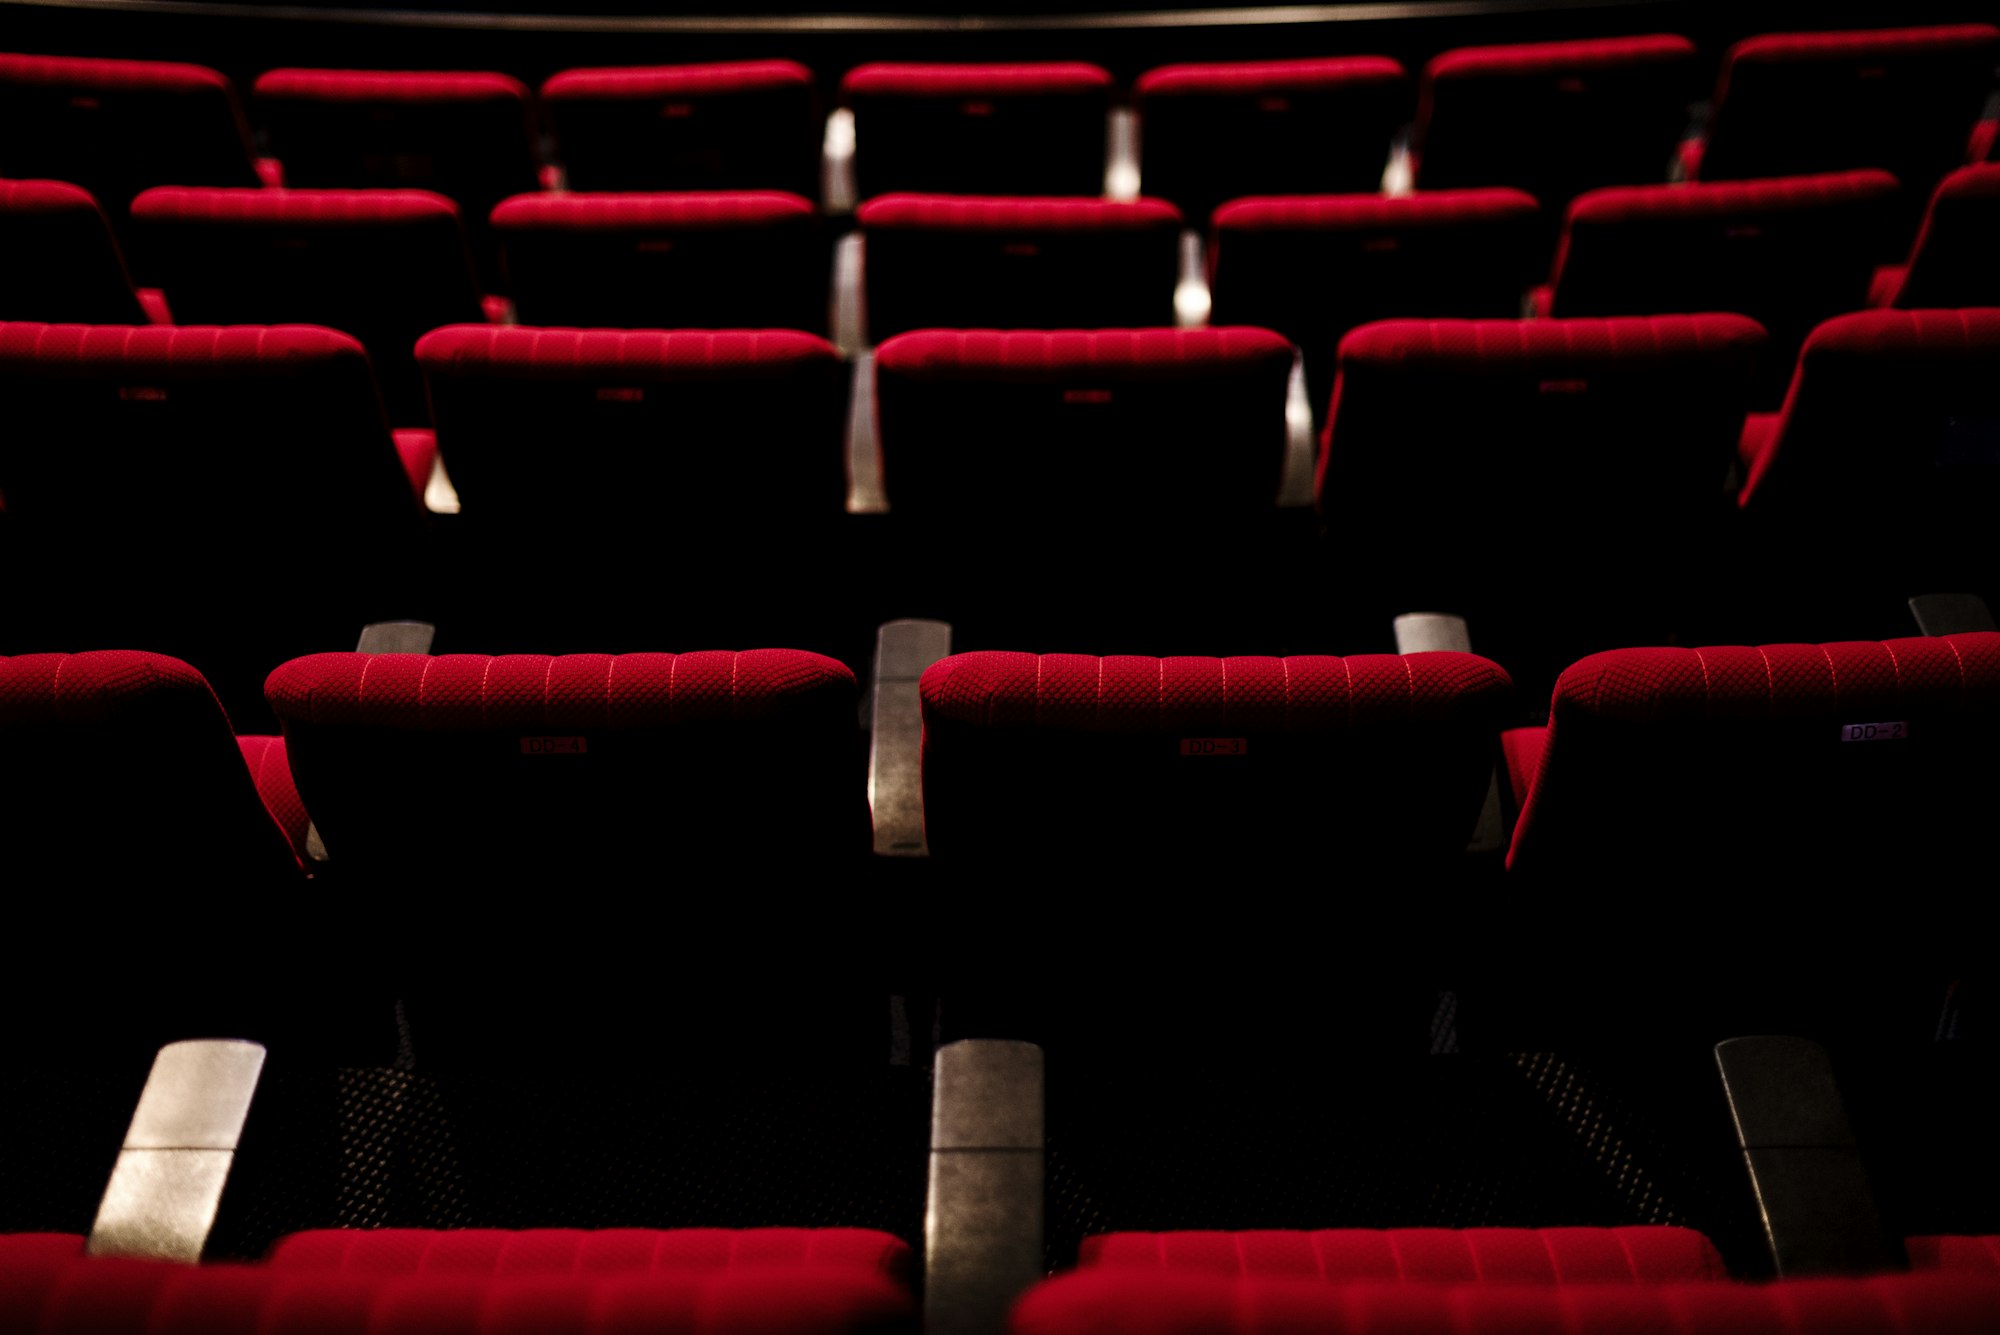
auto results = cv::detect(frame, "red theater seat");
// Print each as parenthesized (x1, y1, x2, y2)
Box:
(1910, 1236, 2000, 1275)
(266, 1228, 912, 1282)
(841, 63, 1113, 198)
(415, 325, 846, 528)
(1012, 1271, 2000, 1335)
(0, 54, 259, 223)
(128, 187, 487, 423)
(542, 61, 821, 197)
(1503, 634, 2000, 878)
(1133, 59, 1408, 219)
(918, 651, 1510, 866)
(0, 652, 304, 880)
(1077, 1227, 1729, 1282)
(3, 1259, 914, 1335)
(1411, 36, 1698, 212)
(1733, 308, 2000, 611)
(858, 195, 1181, 339)
(265, 649, 867, 875)
(1316, 315, 1763, 669)
(1869, 165, 2000, 309)
(1207, 189, 1541, 422)
(873, 327, 1293, 523)
(1687, 25, 2000, 203)
(0, 179, 151, 323)
(252, 69, 541, 285)
(1542, 171, 1897, 402)
(489, 191, 828, 331)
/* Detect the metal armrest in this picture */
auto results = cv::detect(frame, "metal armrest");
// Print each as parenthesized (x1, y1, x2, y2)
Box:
(868, 619, 951, 857)
(1394, 612, 1502, 854)
(926, 1040, 1045, 1335)
(1909, 594, 1998, 637)
(1715, 1035, 1898, 1276)
(355, 621, 437, 655)
(87, 1040, 266, 1263)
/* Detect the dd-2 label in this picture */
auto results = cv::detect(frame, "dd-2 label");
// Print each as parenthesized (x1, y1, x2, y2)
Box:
(1840, 722, 1908, 743)
(1180, 737, 1248, 757)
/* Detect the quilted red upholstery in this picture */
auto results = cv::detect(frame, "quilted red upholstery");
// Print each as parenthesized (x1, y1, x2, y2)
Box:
(858, 195, 1182, 338)
(1412, 35, 1698, 208)
(1546, 170, 1898, 401)
(0, 179, 147, 323)
(1500, 726, 1550, 813)
(415, 326, 846, 525)
(1972, 120, 1998, 164)
(266, 650, 866, 872)
(1910, 1237, 2000, 1275)
(4, 1259, 914, 1335)
(1507, 634, 2000, 877)
(919, 651, 1510, 865)
(488, 191, 826, 331)
(252, 68, 540, 284)
(128, 186, 486, 423)
(391, 428, 437, 502)
(1208, 189, 1541, 422)
(1013, 1271, 2000, 1335)
(542, 62, 820, 196)
(1077, 1227, 1727, 1282)
(237, 734, 311, 862)
(0, 53, 259, 217)
(267, 1228, 912, 1284)
(1692, 25, 2000, 194)
(0, 653, 303, 879)
(1318, 316, 1763, 682)
(874, 327, 1294, 521)
(841, 63, 1112, 197)
(1879, 165, 2000, 309)
(1133, 58, 1408, 217)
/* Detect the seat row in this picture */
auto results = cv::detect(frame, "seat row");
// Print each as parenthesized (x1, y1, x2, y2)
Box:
(3, 23, 1994, 222)
(8, 160, 1996, 420)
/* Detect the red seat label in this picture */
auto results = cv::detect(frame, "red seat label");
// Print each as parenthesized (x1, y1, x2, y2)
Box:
(1840, 722, 1908, 742)
(521, 736, 588, 754)
(1180, 737, 1248, 756)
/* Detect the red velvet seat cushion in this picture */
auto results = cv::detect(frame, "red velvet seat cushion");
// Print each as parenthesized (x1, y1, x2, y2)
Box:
(1013, 1271, 2000, 1335)
(841, 62, 1111, 98)
(544, 60, 813, 101)
(267, 1228, 912, 1285)
(492, 189, 815, 230)
(1909, 1237, 2000, 1275)
(858, 195, 1179, 232)
(1136, 58, 1403, 98)
(4, 1258, 914, 1335)
(255, 68, 531, 104)
(236, 734, 311, 862)
(1077, 1227, 1728, 1282)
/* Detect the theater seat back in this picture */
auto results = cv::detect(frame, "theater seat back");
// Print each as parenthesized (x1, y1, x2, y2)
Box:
(843, 63, 1112, 198)
(919, 651, 1510, 866)
(266, 650, 867, 874)
(0, 179, 146, 323)
(0, 652, 302, 880)
(1895, 165, 2000, 309)
(1506, 634, 2000, 877)
(1078, 1226, 1728, 1282)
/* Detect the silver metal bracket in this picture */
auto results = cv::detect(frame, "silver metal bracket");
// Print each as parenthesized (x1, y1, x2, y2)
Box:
(1908, 594, 1997, 637)
(86, 1039, 266, 1263)
(1715, 1035, 1899, 1277)
(926, 1040, 1045, 1335)
(356, 621, 437, 655)
(869, 619, 952, 857)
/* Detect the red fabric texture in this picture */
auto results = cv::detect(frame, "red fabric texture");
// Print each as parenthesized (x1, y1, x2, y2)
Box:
(491, 190, 815, 229)
(1077, 1228, 1726, 1282)
(1212, 189, 1537, 232)
(1423, 33, 1697, 82)
(1868, 264, 1908, 307)
(416, 326, 838, 380)
(876, 327, 1292, 382)
(857, 194, 1181, 231)
(1500, 727, 1550, 811)
(0, 178, 147, 324)
(1736, 411, 1780, 476)
(132, 186, 462, 226)
(921, 653, 1508, 733)
(7, 1259, 914, 1335)
(0, 321, 369, 378)
(1722, 23, 2000, 69)
(1739, 307, 2000, 506)
(267, 651, 856, 730)
(1972, 120, 1998, 163)
(267, 1229, 912, 1285)
(1013, 1271, 2000, 1335)
(135, 289, 171, 323)
(254, 68, 531, 104)
(1561, 169, 1898, 231)
(841, 63, 1112, 97)
(0, 1236, 85, 1265)
(237, 734, 311, 861)
(1909, 1237, 2000, 1275)
(391, 428, 436, 502)
(543, 61, 813, 100)
(1884, 164, 2000, 308)
(1135, 58, 1404, 97)
(0, 51, 231, 94)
